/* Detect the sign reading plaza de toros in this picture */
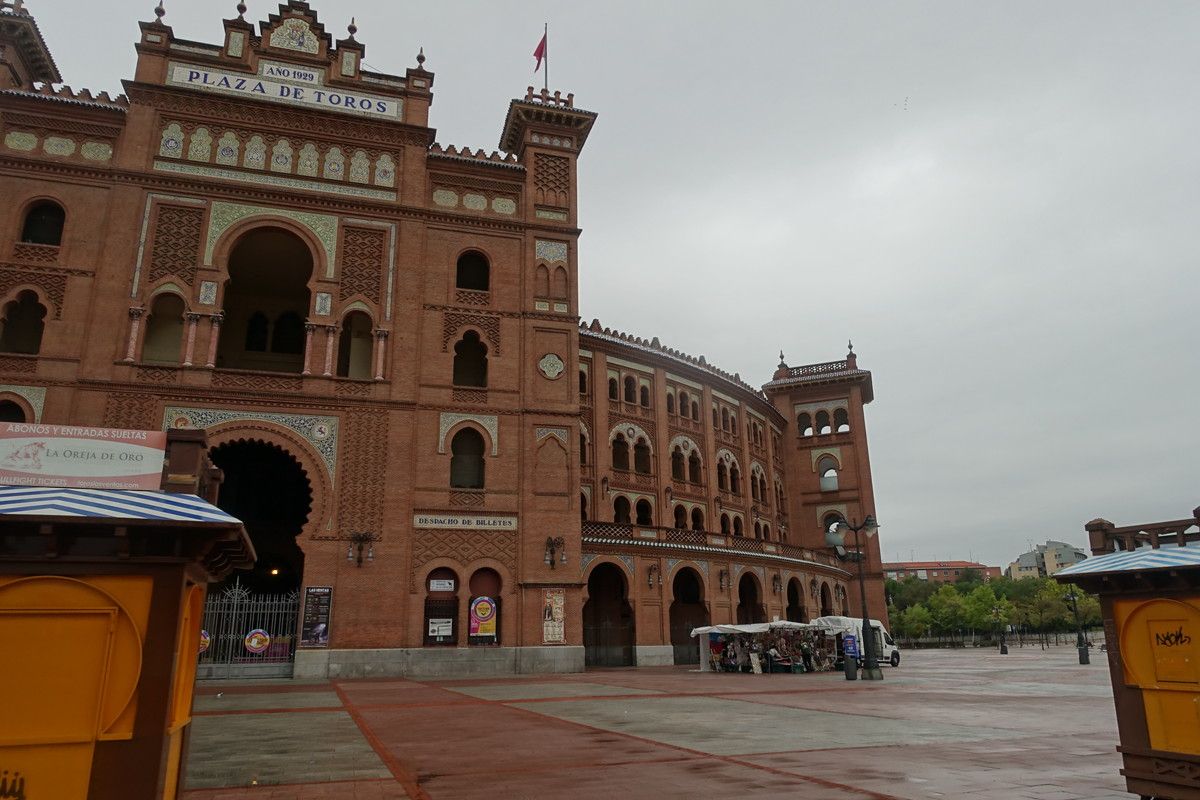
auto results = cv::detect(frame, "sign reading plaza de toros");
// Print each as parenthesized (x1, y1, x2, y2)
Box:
(412, 513, 518, 531)
(0, 423, 167, 490)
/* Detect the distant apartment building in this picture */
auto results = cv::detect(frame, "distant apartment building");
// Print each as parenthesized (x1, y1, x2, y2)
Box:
(1006, 541, 1088, 579)
(883, 561, 1003, 584)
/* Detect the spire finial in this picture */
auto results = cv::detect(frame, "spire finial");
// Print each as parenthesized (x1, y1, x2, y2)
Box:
(416, 46, 426, 67)
(347, 17, 357, 36)
(847, 339, 854, 356)
(236, 1, 247, 18)
(154, 0, 166, 20)
(778, 350, 786, 368)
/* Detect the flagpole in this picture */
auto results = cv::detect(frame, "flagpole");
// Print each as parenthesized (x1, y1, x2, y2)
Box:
(543, 22, 549, 92)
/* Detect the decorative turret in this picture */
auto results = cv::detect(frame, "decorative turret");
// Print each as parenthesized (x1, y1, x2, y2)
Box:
(0, 0, 61, 90)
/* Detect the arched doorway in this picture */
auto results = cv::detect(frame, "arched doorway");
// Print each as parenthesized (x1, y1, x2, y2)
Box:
(583, 563, 634, 667)
(737, 573, 765, 624)
(786, 578, 806, 622)
(217, 227, 314, 372)
(820, 582, 834, 617)
(210, 440, 312, 593)
(0, 400, 25, 422)
(669, 568, 709, 664)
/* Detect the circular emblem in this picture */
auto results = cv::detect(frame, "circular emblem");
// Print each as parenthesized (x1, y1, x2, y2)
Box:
(538, 353, 565, 380)
(219, 146, 235, 158)
(166, 138, 179, 149)
(244, 628, 271, 654)
(313, 422, 331, 441)
(172, 416, 191, 429)
(198, 629, 211, 654)
(473, 598, 495, 621)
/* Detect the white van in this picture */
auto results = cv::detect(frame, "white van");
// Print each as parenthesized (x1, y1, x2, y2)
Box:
(812, 615, 901, 667)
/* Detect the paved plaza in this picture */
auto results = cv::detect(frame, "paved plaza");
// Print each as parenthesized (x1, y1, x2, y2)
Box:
(182, 646, 1132, 800)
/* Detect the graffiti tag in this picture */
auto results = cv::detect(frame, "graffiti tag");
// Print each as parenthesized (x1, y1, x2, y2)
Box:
(1155, 626, 1192, 648)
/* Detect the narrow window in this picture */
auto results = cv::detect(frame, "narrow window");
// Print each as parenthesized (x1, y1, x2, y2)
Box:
(633, 438, 651, 474)
(671, 448, 685, 481)
(244, 311, 269, 352)
(674, 505, 688, 529)
(551, 266, 568, 300)
(579, 370, 587, 395)
(142, 293, 185, 365)
(733, 516, 743, 537)
(579, 433, 587, 465)
(452, 330, 488, 387)
(798, 412, 813, 437)
(720, 514, 730, 535)
(835, 408, 850, 433)
(271, 311, 305, 354)
(635, 499, 653, 525)
(0, 291, 47, 355)
(818, 456, 839, 492)
(336, 310, 373, 379)
(639, 385, 650, 407)
(717, 462, 728, 491)
(456, 250, 489, 291)
(623, 375, 636, 403)
(20, 201, 65, 246)
(730, 465, 741, 495)
(608, 377, 618, 400)
(611, 434, 630, 471)
(816, 410, 831, 435)
(691, 508, 705, 531)
(666, 394, 675, 414)
(688, 452, 702, 484)
(450, 428, 486, 489)
(614, 496, 631, 524)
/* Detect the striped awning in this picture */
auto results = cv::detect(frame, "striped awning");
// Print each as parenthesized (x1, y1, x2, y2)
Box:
(0, 486, 241, 525)
(1057, 542, 1200, 577)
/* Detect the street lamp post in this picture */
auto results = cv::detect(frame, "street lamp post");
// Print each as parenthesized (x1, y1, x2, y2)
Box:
(829, 516, 883, 681)
(991, 604, 1008, 655)
(1064, 588, 1090, 665)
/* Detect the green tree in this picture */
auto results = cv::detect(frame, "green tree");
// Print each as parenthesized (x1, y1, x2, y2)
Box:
(887, 575, 937, 612)
(963, 585, 998, 635)
(898, 604, 933, 644)
(928, 585, 966, 642)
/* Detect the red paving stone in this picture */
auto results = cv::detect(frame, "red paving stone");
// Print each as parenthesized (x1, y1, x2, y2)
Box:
(183, 648, 1133, 800)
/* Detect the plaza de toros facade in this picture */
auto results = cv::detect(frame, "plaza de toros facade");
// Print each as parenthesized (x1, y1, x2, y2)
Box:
(0, 1, 885, 677)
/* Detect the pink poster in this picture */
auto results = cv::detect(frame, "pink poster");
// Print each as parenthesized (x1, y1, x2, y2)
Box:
(0, 423, 167, 490)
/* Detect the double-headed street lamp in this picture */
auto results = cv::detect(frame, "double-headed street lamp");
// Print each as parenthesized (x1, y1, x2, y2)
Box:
(1063, 587, 1090, 665)
(827, 515, 883, 681)
(990, 604, 1008, 655)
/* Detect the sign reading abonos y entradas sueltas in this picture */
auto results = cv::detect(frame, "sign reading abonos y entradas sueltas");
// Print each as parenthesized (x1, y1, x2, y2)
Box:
(168, 63, 402, 119)
(0, 423, 167, 490)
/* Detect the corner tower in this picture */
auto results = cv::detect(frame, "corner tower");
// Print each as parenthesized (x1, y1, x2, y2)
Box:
(0, 0, 61, 90)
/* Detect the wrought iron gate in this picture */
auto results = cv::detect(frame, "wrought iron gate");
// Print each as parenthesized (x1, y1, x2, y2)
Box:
(197, 579, 300, 679)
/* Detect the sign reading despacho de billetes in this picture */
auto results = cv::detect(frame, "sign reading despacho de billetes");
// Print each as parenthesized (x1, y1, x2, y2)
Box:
(167, 61, 402, 119)
(413, 513, 518, 531)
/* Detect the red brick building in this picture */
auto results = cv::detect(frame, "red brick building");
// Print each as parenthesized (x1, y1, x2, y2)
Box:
(883, 561, 1003, 584)
(0, 1, 885, 677)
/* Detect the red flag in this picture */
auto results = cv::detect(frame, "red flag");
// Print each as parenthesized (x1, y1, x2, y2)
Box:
(533, 32, 547, 72)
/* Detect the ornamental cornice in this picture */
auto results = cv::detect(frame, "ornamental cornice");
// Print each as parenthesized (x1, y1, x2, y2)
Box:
(580, 536, 851, 577)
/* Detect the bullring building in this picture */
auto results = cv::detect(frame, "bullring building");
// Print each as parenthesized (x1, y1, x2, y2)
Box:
(0, 1, 886, 678)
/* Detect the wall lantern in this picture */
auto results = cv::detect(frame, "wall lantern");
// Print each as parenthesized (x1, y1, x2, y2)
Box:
(544, 536, 567, 568)
(346, 531, 378, 567)
(648, 563, 661, 588)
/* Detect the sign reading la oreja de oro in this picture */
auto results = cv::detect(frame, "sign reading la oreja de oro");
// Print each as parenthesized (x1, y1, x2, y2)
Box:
(0, 423, 167, 490)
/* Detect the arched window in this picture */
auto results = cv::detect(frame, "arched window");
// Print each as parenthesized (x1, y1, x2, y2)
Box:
(674, 505, 688, 529)
(424, 567, 459, 646)
(635, 499, 653, 526)
(579, 433, 587, 465)
(759, 476, 768, 504)
(671, 448, 685, 481)
(608, 377, 619, 400)
(219, 227, 312, 372)
(580, 493, 588, 523)
(551, 266, 568, 300)
(579, 370, 588, 395)
(633, 438, 651, 474)
(733, 516, 743, 537)
(614, 496, 631, 524)
(823, 513, 845, 536)
(456, 250, 489, 291)
(623, 375, 636, 403)
(244, 311, 269, 352)
(721, 408, 730, 431)
(336, 310, 373, 379)
(816, 410, 831, 435)
(0, 291, 46, 355)
(271, 311, 305, 354)
(691, 401, 699, 420)
(688, 452, 702, 484)
(730, 465, 741, 495)
(751, 475, 760, 502)
(666, 394, 675, 414)
(468, 568, 503, 646)
(754, 521, 762, 539)
(835, 408, 850, 433)
(678, 391, 689, 415)
(0, 400, 26, 422)
(20, 201, 65, 246)
(690, 508, 704, 531)
(453, 330, 488, 387)
(535, 265, 550, 297)
(142, 293, 185, 365)
(450, 428, 486, 489)
(712, 407, 719, 428)
(798, 413, 813, 437)
(763, 524, 771, 540)
(717, 462, 728, 491)
(818, 456, 839, 492)
(720, 514, 730, 535)
(639, 385, 650, 407)
(611, 434, 630, 471)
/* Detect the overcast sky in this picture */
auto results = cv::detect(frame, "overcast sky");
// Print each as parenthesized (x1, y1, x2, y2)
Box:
(36, 1, 1199, 566)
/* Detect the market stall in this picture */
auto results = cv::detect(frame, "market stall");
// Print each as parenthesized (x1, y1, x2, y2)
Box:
(690, 621, 833, 673)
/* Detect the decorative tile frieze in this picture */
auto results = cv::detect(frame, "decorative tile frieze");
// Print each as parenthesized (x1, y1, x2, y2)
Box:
(535, 240, 568, 264)
(4, 131, 37, 152)
(159, 160, 396, 206)
(204, 201, 339, 277)
(438, 412, 498, 456)
(81, 141, 113, 162)
(535, 427, 568, 445)
(163, 406, 338, 480)
(0, 384, 45, 421)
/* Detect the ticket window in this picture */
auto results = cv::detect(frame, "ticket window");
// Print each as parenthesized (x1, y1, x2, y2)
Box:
(468, 568, 502, 647)
(424, 568, 459, 646)
(1116, 596, 1200, 756)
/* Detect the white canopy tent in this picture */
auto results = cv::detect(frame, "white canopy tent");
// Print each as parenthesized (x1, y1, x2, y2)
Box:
(689, 620, 817, 671)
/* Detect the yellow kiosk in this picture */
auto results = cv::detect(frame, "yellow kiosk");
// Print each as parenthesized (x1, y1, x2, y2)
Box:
(0, 429, 253, 800)
(1059, 508, 1200, 800)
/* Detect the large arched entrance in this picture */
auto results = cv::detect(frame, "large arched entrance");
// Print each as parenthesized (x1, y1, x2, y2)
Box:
(786, 578, 806, 622)
(217, 227, 314, 373)
(669, 568, 709, 664)
(737, 573, 765, 624)
(583, 563, 635, 667)
(197, 440, 313, 678)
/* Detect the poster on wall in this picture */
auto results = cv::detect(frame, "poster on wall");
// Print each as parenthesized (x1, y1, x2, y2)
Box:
(428, 618, 453, 638)
(299, 586, 333, 648)
(542, 588, 566, 644)
(470, 596, 497, 640)
(0, 423, 167, 490)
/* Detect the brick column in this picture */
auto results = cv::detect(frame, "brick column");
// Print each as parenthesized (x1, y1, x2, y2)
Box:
(373, 329, 388, 380)
(123, 307, 144, 362)
(301, 322, 316, 375)
(182, 313, 200, 367)
(204, 313, 223, 368)
(323, 324, 337, 376)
